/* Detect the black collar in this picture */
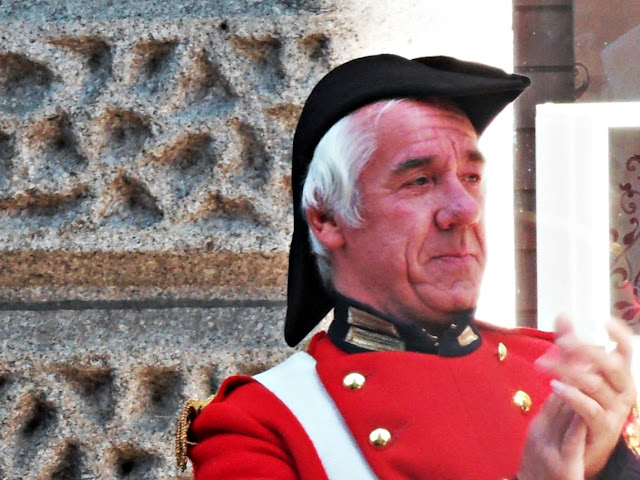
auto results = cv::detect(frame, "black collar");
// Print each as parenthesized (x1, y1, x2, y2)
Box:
(328, 296, 482, 357)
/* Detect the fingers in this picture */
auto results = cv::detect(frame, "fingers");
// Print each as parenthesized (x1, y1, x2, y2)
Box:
(607, 317, 634, 367)
(532, 392, 585, 454)
(533, 316, 637, 477)
(562, 414, 587, 459)
(549, 378, 628, 477)
(540, 338, 628, 396)
(550, 379, 603, 427)
(554, 398, 583, 449)
(536, 315, 636, 429)
(519, 394, 587, 479)
(534, 392, 565, 442)
(554, 315, 574, 338)
(538, 317, 635, 398)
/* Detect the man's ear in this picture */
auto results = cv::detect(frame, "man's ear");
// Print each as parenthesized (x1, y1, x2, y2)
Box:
(306, 207, 345, 250)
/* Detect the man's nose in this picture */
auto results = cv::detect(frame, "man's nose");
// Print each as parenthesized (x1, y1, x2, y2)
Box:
(434, 179, 481, 230)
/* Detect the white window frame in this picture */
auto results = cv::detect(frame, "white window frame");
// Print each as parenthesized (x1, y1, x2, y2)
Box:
(536, 102, 640, 351)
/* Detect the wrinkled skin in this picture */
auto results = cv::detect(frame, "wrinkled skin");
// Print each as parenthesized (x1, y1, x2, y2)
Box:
(308, 100, 486, 331)
(307, 100, 637, 478)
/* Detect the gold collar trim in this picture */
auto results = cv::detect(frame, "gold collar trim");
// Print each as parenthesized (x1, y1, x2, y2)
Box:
(346, 307, 406, 351)
(331, 301, 482, 356)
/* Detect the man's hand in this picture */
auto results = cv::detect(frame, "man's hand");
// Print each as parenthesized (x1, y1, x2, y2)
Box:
(518, 393, 587, 480)
(522, 317, 637, 479)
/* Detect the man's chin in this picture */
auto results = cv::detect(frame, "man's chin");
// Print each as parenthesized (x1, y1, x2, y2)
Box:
(413, 284, 481, 312)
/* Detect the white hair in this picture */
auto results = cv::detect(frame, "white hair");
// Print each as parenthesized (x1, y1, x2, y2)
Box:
(301, 99, 404, 286)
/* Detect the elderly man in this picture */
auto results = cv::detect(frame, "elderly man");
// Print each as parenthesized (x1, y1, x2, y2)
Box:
(177, 55, 640, 479)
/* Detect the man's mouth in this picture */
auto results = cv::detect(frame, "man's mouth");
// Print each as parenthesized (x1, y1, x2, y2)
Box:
(433, 253, 476, 263)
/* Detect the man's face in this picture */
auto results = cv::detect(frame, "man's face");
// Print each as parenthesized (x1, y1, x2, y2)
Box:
(332, 100, 486, 328)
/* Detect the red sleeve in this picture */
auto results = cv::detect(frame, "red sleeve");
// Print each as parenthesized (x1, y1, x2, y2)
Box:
(188, 376, 328, 480)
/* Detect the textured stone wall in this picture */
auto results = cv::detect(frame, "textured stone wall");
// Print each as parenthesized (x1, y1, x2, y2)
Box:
(0, 1, 513, 478)
(0, 6, 342, 478)
(0, 15, 335, 305)
(0, 307, 289, 479)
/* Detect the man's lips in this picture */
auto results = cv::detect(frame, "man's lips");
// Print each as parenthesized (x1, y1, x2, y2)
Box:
(431, 253, 477, 264)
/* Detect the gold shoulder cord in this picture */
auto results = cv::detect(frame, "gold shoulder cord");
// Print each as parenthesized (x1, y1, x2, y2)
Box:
(175, 395, 215, 471)
(623, 403, 640, 458)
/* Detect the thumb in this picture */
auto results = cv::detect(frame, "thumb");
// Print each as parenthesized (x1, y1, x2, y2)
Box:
(555, 315, 574, 337)
(561, 414, 587, 459)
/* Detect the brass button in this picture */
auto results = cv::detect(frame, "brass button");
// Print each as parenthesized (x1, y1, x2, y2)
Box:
(369, 428, 391, 447)
(625, 421, 640, 449)
(513, 390, 532, 413)
(343, 372, 366, 390)
(497, 342, 507, 361)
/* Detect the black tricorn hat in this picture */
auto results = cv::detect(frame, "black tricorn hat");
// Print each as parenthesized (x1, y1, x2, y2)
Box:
(285, 54, 530, 346)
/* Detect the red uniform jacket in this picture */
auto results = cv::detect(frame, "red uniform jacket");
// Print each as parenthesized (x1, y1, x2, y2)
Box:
(189, 323, 557, 479)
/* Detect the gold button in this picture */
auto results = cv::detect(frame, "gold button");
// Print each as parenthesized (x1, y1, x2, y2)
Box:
(343, 372, 366, 390)
(369, 428, 391, 447)
(513, 390, 532, 413)
(497, 342, 507, 361)
(625, 422, 640, 448)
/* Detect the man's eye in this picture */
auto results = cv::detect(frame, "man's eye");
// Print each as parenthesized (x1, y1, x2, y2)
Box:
(465, 174, 481, 183)
(410, 176, 432, 186)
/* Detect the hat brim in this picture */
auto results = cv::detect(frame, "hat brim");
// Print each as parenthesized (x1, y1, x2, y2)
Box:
(285, 54, 530, 346)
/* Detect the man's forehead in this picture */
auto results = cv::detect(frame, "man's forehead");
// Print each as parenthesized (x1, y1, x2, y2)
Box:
(353, 97, 473, 127)
(355, 99, 479, 151)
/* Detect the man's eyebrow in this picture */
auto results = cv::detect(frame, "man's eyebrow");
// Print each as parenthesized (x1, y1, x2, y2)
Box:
(392, 157, 433, 174)
(392, 151, 485, 174)
(467, 150, 486, 163)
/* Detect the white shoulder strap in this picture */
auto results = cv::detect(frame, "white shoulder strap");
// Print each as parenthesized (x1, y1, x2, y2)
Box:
(254, 352, 378, 480)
